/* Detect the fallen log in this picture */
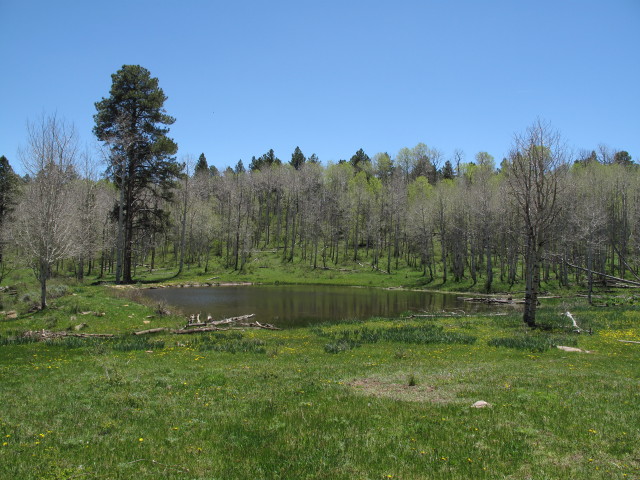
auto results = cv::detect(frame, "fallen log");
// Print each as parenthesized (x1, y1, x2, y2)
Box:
(459, 297, 523, 304)
(22, 330, 115, 340)
(562, 260, 640, 287)
(133, 327, 170, 336)
(208, 314, 255, 326)
(174, 326, 225, 334)
(618, 340, 640, 344)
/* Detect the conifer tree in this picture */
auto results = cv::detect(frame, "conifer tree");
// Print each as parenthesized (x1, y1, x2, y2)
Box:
(94, 65, 180, 283)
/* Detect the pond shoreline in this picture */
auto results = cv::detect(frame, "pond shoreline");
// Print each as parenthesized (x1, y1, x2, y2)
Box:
(139, 283, 510, 328)
(111, 280, 527, 300)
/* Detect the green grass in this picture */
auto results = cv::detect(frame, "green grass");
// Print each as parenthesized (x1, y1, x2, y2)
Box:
(0, 280, 639, 479)
(0, 261, 639, 479)
(95, 250, 569, 295)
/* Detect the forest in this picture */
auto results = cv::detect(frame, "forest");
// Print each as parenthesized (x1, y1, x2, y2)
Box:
(0, 66, 637, 320)
(1, 67, 639, 480)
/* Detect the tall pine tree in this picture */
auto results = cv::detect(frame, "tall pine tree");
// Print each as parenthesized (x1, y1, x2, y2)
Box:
(94, 65, 180, 283)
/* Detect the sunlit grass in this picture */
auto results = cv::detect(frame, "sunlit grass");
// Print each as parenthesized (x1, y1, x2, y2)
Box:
(0, 288, 638, 479)
(0, 263, 639, 479)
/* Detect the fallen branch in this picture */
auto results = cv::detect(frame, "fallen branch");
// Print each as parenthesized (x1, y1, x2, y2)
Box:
(564, 311, 584, 333)
(174, 326, 224, 334)
(562, 260, 640, 287)
(618, 340, 640, 344)
(22, 330, 115, 340)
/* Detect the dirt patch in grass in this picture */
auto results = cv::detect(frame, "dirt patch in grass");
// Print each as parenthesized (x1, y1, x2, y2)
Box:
(347, 377, 459, 403)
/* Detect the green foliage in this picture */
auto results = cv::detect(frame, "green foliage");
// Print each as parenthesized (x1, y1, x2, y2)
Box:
(441, 159, 455, 180)
(613, 150, 633, 166)
(94, 64, 180, 284)
(249, 149, 281, 171)
(0, 155, 19, 232)
(349, 148, 371, 173)
(290, 146, 306, 170)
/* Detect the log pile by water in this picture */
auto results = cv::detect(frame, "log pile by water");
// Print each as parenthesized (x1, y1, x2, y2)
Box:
(133, 313, 280, 335)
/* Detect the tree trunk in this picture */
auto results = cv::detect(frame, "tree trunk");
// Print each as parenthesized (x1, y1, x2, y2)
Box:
(178, 187, 188, 275)
(484, 238, 493, 293)
(39, 260, 48, 310)
(523, 237, 540, 328)
(115, 171, 125, 284)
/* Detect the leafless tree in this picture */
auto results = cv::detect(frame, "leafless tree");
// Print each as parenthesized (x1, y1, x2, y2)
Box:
(506, 119, 569, 327)
(12, 115, 79, 309)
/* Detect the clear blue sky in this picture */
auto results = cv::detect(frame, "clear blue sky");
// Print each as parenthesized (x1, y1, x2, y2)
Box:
(1, 0, 638, 172)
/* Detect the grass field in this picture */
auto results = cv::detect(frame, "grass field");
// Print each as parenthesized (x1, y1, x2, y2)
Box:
(0, 264, 639, 479)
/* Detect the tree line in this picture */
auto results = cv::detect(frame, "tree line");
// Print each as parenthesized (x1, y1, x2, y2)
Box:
(0, 65, 636, 328)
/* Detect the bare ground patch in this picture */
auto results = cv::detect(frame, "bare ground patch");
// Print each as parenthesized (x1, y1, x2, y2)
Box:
(347, 376, 462, 403)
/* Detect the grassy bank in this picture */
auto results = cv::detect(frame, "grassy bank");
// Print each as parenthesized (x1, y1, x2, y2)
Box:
(88, 251, 581, 296)
(0, 275, 638, 479)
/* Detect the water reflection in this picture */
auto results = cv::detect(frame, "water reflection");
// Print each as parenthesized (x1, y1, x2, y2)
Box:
(143, 285, 493, 328)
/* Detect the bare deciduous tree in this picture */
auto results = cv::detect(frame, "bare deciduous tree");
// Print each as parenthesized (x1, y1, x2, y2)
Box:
(12, 115, 79, 309)
(506, 120, 569, 327)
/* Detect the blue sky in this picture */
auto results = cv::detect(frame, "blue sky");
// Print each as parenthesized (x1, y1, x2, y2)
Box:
(1, 0, 638, 172)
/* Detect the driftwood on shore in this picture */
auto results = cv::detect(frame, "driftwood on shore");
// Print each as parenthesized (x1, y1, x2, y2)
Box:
(134, 313, 279, 335)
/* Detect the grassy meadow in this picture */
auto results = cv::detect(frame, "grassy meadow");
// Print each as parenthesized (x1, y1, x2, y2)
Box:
(0, 262, 639, 479)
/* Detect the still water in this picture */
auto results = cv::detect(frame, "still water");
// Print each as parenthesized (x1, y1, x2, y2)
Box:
(143, 284, 494, 328)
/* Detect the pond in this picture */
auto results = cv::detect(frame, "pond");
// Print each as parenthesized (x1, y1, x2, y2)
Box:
(143, 284, 498, 328)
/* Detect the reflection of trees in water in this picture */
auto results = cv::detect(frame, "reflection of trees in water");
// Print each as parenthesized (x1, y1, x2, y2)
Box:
(143, 286, 488, 327)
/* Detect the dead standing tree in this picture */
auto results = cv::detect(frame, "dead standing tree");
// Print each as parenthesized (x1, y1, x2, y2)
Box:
(506, 120, 568, 328)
